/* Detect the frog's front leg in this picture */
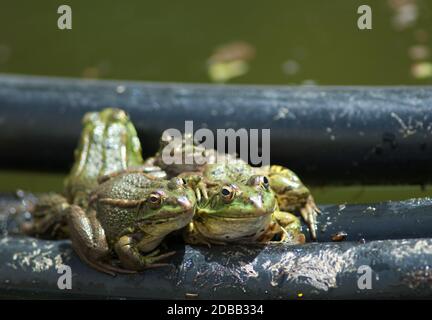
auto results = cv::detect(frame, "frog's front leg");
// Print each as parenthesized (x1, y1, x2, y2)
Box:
(272, 210, 305, 244)
(67, 205, 135, 275)
(178, 173, 208, 202)
(114, 235, 176, 270)
(22, 193, 70, 239)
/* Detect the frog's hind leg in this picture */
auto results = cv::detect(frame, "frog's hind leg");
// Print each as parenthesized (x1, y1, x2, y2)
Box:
(21, 193, 70, 239)
(67, 205, 136, 275)
(299, 195, 321, 240)
(265, 165, 321, 240)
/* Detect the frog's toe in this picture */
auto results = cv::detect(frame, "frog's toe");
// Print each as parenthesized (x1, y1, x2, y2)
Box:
(144, 250, 176, 266)
(199, 183, 208, 200)
(96, 262, 138, 276)
(300, 200, 320, 240)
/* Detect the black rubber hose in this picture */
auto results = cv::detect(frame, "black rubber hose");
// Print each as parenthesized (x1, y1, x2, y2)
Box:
(1, 194, 432, 299)
(0, 236, 431, 299)
(311, 198, 432, 242)
(0, 74, 432, 185)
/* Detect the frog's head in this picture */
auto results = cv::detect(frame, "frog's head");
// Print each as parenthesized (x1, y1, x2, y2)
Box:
(199, 175, 276, 218)
(193, 175, 276, 241)
(136, 177, 196, 230)
(83, 107, 128, 125)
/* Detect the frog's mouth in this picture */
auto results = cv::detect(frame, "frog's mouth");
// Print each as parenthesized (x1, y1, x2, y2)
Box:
(197, 211, 273, 220)
(136, 196, 195, 224)
(136, 206, 195, 225)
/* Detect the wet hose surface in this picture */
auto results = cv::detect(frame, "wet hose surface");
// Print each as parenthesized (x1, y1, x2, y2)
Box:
(0, 74, 432, 184)
(0, 194, 431, 299)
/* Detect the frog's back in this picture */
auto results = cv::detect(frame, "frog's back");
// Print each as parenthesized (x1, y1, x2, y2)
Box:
(204, 158, 253, 184)
(64, 108, 144, 206)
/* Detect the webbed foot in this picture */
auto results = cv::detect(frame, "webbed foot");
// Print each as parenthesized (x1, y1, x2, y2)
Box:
(114, 235, 176, 270)
(22, 193, 70, 239)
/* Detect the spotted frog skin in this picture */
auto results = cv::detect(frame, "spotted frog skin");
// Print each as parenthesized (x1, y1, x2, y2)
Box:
(24, 108, 155, 239)
(24, 108, 195, 273)
(65, 107, 145, 207)
(68, 172, 195, 274)
(147, 135, 306, 244)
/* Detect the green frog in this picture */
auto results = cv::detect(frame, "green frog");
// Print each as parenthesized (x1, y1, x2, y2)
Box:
(255, 165, 321, 239)
(23, 108, 147, 239)
(64, 107, 145, 207)
(181, 160, 305, 245)
(147, 135, 305, 244)
(68, 171, 195, 274)
(24, 108, 196, 274)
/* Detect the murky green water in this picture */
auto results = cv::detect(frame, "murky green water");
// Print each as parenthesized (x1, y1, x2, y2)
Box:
(1, 0, 431, 84)
(0, 1, 431, 202)
(0, 170, 430, 204)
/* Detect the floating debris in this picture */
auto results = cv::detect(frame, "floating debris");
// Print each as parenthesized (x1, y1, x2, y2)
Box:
(388, 0, 418, 31)
(408, 45, 430, 60)
(207, 61, 249, 83)
(207, 41, 255, 83)
(282, 60, 300, 76)
(411, 62, 432, 79)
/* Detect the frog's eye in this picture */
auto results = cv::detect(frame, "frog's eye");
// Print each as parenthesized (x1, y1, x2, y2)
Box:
(221, 185, 235, 203)
(82, 112, 98, 125)
(110, 109, 128, 122)
(168, 177, 185, 190)
(148, 193, 163, 208)
(247, 175, 270, 189)
(262, 176, 270, 189)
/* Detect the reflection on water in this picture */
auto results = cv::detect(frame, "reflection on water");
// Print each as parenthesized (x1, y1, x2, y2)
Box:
(0, 0, 431, 84)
